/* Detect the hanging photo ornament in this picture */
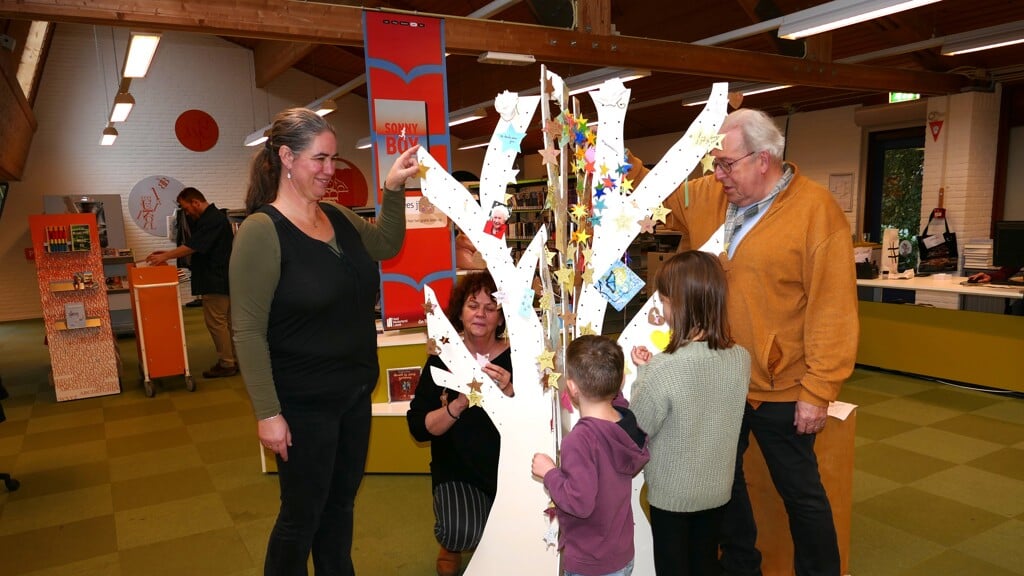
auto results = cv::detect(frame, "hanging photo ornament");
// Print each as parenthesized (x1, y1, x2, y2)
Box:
(595, 261, 645, 311)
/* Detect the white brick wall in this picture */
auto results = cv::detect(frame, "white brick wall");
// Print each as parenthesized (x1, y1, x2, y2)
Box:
(923, 89, 1001, 245)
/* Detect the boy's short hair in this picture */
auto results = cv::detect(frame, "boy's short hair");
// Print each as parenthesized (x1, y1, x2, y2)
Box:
(565, 335, 624, 400)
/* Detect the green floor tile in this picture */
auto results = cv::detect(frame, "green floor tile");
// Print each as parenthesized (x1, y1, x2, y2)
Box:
(857, 486, 1008, 547)
(855, 442, 956, 484)
(968, 447, 1024, 482)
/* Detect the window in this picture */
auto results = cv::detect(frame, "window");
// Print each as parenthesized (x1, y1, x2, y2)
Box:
(864, 127, 925, 270)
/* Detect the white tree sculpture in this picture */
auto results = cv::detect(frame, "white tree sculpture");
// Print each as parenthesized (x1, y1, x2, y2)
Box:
(415, 76, 730, 575)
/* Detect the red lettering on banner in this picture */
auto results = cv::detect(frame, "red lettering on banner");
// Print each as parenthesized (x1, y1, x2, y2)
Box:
(385, 136, 419, 154)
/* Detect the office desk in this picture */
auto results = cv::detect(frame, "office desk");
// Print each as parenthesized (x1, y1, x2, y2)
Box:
(857, 275, 1023, 303)
(856, 277, 1023, 392)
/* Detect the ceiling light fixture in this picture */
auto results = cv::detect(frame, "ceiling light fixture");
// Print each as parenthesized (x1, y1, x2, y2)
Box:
(477, 51, 536, 66)
(355, 136, 372, 150)
(565, 67, 651, 95)
(109, 91, 135, 122)
(122, 31, 161, 78)
(315, 98, 338, 117)
(941, 20, 1024, 56)
(778, 0, 940, 40)
(448, 106, 488, 126)
(243, 128, 270, 147)
(682, 82, 792, 107)
(457, 136, 491, 150)
(100, 125, 118, 146)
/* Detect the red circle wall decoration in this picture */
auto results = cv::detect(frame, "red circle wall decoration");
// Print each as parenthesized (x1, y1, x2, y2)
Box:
(175, 109, 219, 152)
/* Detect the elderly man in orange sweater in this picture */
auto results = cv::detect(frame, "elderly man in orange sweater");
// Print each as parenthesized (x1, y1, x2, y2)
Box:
(631, 108, 858, 575)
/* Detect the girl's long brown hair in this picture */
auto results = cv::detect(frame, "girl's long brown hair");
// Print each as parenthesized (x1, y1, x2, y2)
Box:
(655, 250, 734, 352)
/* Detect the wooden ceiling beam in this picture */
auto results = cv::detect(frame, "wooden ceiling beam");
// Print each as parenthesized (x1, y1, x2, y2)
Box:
(0, 0, 972, 94)
(253, 40, 316, 87)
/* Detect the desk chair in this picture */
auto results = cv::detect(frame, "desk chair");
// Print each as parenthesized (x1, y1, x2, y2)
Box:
(0, 376, 20, 492)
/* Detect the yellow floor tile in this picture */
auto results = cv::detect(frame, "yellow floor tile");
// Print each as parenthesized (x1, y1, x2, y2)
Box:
(110, 466, 216, 512)
(115, 492, 234, 549)
(880, 426, 1004, 464)
(0, 515, 117, 575)
(103, 411, 185, 440)
(0, 484, 112, 536)
(107, 444, 204, 483)
(954, 519, 1024, 575)
(857, 486, 1008, 547)
(854, 442, 956, 484)
(23, 408, 104, 435)
(105, 426, 192, 459)
(116, 526, 256, 576)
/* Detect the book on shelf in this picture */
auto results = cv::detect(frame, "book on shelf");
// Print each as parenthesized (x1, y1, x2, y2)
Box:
(386, 366, 421, 402)
(64, 302, 87, 329)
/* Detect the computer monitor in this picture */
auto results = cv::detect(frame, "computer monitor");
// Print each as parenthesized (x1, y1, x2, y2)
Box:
(993, 221, 1024, 269)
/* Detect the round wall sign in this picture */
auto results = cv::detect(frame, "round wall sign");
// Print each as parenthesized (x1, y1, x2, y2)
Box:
(324, 158, 369, 207)
(128, 175, 185, 237)
(175, 109, 219, 152)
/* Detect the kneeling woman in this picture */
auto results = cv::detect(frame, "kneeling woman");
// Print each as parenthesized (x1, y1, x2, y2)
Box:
(406, 271, 514, 576)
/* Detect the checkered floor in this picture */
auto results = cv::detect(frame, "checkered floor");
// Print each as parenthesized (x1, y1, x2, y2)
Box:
(0, 312, 1021, 575)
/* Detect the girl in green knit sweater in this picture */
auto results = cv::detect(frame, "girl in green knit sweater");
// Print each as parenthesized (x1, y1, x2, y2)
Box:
(630, 250, 751, 575)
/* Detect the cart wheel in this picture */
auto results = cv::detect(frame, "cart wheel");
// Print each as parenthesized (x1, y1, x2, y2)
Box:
(185, 376, 196, 392)
(3, 477, 20, 492)
(143, 379, 155, 398)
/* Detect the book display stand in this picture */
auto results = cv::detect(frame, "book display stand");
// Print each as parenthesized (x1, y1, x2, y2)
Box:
(29, 213, 120, 401)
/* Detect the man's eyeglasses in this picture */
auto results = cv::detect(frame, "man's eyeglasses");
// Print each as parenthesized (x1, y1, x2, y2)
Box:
(712, 150, 758, 175)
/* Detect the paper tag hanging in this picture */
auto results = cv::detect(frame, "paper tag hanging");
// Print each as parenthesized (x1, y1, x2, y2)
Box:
(595, 261, 644, 311)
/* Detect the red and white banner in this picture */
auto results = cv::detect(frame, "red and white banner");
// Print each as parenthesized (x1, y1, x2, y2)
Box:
(364, 11, 455, 330)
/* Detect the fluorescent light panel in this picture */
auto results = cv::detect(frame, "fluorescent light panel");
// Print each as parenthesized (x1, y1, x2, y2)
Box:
(682, 83, 791, 106)
(566, 67, 651, 95)
(457, 136, 491, 150)
(478, 51, 536, 65)
(100, 125, 118, 146)
(123, 32, 161, 78)
(449, 106, 488, 126)
(355, 137, 372, 150)
(941, 20, 1024, 56)
(778, 0, 940, 40)
(109, 92, 135, 122)
(244, 129, 269, 147)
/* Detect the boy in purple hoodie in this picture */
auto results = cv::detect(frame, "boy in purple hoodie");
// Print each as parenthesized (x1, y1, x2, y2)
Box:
(532, 335, 650, 576)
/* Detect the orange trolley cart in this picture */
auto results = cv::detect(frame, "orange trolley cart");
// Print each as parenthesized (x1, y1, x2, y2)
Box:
(127, 264, 195, 397)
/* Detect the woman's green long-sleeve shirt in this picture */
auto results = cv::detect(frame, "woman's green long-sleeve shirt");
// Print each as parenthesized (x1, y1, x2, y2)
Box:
(230, 188, 406, 419)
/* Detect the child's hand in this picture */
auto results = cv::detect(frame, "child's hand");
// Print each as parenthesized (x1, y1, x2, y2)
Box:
(631, 345, 652, 366)
(532, 453, 555, 479)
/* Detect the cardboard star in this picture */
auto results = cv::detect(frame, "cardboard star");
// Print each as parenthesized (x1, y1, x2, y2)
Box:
(544, 523, 559, 548)
(555, 268, 575, 290)
(652, 204, 672, 224)
(602, 175, 616, 190)
(547, 371, 562, 390)
(616, 211, 635, 232)
(711, 133, 726, 150)
(572, 229, 591, 245)
(537, 349, 556, 371)
(638, 216, 657, 234)
(585, 130, 597, 146)
(423, 300, 435, 315)
(700, 153, 716, 174)
(620, 177, 634, 193)
(416, 162, 431, 179)
(575, 115, 589, 131)
(544, 503, 557, 520)
(538, 292, 554, 311)
(543, 119, 562, 137)
(543, 247, 557, 266)
(594, 198, 607, 212)
(559, 310, 577, 326)
(578, 322, 596, 336)
(617, 155, 633, 175)
(468, 378, 483, 393)
(582, 267, 595, 284)
(440, 335, 450, 345)
(589, 214, 603, 227)
(570, 203, 589, 220)
(575, 146, 586, 161)
(492, 290, 510, 307)
(538, 147, 560, 166)
(599, 162, 610, 176)
(498, 123, 526, 153)
(467, 389, 484, 407)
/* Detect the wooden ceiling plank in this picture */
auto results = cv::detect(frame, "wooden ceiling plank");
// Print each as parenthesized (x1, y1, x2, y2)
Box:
(254, 40, 316, 87)
(0, 0, 971, 94)
(576, 0, 610, 35)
